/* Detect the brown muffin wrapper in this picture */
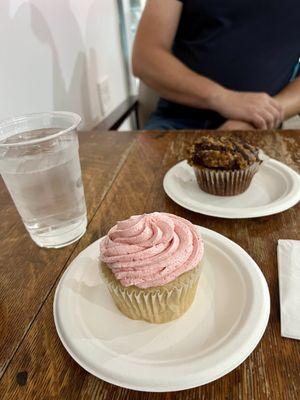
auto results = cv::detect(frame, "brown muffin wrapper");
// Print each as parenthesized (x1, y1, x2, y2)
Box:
(193, 162, 260, 196)
(100, 262, 202, 324)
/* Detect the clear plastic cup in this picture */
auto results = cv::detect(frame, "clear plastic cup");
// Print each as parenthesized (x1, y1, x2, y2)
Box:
(0, 112, 87, 248)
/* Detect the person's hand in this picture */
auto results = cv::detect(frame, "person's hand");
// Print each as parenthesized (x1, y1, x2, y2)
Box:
(213, 89, 284, 129)
(218, 120, 255, 130)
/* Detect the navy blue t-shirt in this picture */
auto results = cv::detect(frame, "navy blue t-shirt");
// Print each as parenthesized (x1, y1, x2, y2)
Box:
(157, 0, 300, 124)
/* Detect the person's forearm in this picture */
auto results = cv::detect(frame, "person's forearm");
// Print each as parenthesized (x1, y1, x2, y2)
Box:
(274, 76, 300, 120)
(133, 44, 283, 128)
(132, 46, 224, 111)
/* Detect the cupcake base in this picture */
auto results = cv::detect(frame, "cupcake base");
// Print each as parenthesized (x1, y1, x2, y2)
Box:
(100, 262, 202, 324)
(193, 162, 260, 196)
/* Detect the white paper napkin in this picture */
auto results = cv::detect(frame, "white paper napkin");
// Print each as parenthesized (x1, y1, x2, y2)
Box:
(277, 240, 300, 340)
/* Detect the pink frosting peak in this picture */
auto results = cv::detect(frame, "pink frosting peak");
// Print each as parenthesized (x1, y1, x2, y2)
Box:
(100, 212, 204, 289)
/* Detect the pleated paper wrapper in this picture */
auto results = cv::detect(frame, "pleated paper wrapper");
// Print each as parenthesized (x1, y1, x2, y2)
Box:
(193, 162, 260, 196)
(100, 262, 202, 324)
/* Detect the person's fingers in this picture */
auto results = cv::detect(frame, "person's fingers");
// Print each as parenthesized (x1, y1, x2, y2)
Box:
(274, 105, 283, 127)
(258, 95, 283, 127)
(269, 98, 284, 122)
(266, 104, 281, 127)
(225, 92, 284, 128)
(262, 110, 275, 129)
(252, 114, 267, 129)
(269, 97, 283, 113)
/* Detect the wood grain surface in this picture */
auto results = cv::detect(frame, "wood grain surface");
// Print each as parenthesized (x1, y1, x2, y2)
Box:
(0, 130, 299, 400)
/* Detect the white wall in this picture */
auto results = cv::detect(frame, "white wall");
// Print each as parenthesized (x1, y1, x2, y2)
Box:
(0, 0, 129, 129)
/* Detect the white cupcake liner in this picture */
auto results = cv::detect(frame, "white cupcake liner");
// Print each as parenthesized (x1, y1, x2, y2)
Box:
(193, 162, 261, 196)
(100, 262, 202, 324)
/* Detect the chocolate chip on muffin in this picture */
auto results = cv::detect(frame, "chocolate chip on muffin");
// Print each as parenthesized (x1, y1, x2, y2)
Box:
(186, 136, 263, 196)
(187, 136, 261, 171)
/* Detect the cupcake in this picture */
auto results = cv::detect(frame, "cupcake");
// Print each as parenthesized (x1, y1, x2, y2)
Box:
(100, 212, 204, 323)
(187, 136, 262, 196)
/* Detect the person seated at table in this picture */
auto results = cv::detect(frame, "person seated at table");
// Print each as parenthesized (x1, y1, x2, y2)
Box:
(132, 0, 300, 130)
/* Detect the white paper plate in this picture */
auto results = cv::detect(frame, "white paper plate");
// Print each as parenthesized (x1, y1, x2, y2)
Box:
(163, 159, 300, 218)
(54, 227, 270, 392)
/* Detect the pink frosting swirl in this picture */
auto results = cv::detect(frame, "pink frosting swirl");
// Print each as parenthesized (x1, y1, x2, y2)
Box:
(100, 212, 204, 289)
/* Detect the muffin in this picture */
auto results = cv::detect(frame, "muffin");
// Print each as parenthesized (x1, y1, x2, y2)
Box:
(100, 212, 204, 323)
(187, 136, 262, 196)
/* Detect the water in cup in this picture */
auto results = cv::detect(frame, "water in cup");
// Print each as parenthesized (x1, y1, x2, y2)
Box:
(0, 114, 87, 248)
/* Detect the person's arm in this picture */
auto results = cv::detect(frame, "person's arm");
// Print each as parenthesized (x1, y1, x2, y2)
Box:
(274, 76, 300, 120)
(218, 120, 255, 130)
(218, 76, 300, 130)
(132, 0, 283, 129)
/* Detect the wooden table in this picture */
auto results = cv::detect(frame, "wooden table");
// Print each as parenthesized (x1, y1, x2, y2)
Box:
(0, 130, 299, 400)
